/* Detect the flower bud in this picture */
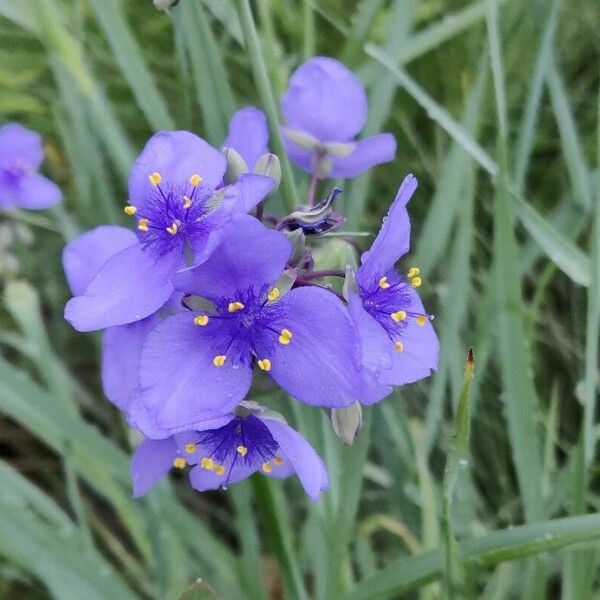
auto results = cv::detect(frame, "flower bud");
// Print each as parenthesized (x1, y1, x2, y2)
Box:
(279, 188, 345, 235)
(342, 265, 358, 301)
(284, 229, 306, 266)
(331, 402, 363, 446)
(222, 147, 249, 184)
(253, 153, 281, 189)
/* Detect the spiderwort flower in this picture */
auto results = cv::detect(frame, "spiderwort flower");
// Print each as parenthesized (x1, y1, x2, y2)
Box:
(280, 57, 396, 179)
(348, 174, 439, 400)
(0, 123, 61, 210)
(130, 403, 329, 501)
(64, 131, 274, 332)
(139, 214, 362, 432)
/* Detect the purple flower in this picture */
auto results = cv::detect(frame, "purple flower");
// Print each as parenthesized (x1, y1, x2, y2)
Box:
(280, 57, 396, 179)
(130, 403, 329, 502)
(64, 131, 274, 332)
(349, 174, 439, 401)
(222, 107, 269, 170)
(0, 123, 61, 210)
(138, 214, 362, 432)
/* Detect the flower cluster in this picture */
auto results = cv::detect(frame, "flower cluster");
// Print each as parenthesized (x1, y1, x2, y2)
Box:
(63, 58, 438, 501)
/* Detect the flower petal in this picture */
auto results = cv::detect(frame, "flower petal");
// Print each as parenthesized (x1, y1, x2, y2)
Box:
(174, 214, 291, 299)
(139, 312, 252, 430)
(62, 226, 137, 296)
(281, 57, 367, 142)
(130, 437, 177, 497)
(13, 173, 62, 209)
(281, 137, 313, 174)
(128, 131, 226, 210)
(0, 123, 44, 168)
(357, 174, 417, 285)
(64, 244, 180, 331)
(329, 134, 396, 179)
(221, 173, 275, 214)
(256, 286, 361, 408)
(261, 417, 329, 501)
(189, 461, 257, 491)
(222, 107, 269, 169)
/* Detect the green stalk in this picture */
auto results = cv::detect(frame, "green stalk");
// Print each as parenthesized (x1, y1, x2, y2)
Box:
(236, 0, 299, 212)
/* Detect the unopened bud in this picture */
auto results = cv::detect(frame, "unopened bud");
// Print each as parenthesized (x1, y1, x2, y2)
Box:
(331, 402, 363, 446)
(284, 229, 306, 266)
(342, 265, 358, 301)
(253, 153, 281, 189)
(279, 188, 345, 236)
(222, 147, 249, 184)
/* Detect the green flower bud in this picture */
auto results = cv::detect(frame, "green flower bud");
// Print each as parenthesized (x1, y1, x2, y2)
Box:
(222, 147, 249, 184)
(331, 402, 363, 446)
(284, 229, 306, 266)
(253, 153, 281, 189)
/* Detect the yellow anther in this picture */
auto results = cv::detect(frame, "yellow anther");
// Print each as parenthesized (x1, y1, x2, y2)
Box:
(411, 277, 422, 288)
(193, 315, 209, 326)
(407, 267, 420, 279)
(267, 287, 280, 302)
(257, 358, 271, 372)
(149, 172, 162, 186)
(137, 218, 149, 232)
(166, 222, 178, 235)
(378, 276, 390, 289)
(190, 174, 202, 186)
(173, 457, 186, 469)
(183, 195, 192, 209)
(416, 315, 427, 326)
(213, 464, 225, 476)
(391, 310, 407, 322)
(236, 445, 248, 457)
(123, 205, 137, 216)
(274, 456, 284, 466)
(201, 457, 214, 470)
(213, 355, 227, 367)
(184, 443, 196, 454)
(262, 462, 272, 473)
(228, 301, 245, 312)
(278, 328, 293, 345)
(394, 341, 404, 353)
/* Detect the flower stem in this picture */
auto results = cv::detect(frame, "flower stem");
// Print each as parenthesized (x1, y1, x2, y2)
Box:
(302, 269, 346, 281)
(236, 0, 299, 213)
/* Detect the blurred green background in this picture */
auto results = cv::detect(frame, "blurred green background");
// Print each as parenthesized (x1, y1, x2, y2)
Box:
(0, 0, 599, 598)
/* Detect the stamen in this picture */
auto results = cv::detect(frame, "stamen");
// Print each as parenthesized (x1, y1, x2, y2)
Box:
(166, 222, 178, 235)
(411, 277, 422, 288)
(123, 205, 137, 216)
(137, 218, 149, 232)
(391, 310, 407, 322)
(190, 174, 203, 186)
(173, 457, 186, 469)
(213, 355, 227, 367)
(278, 329, 292, 345)
(394, 341, 404, 352)
(267, 287, 280, 302)
(415, 316, 427, 326)
(378, 276, 390, 289)
(149, 172, 162, 186)
(213, 464, 225, 476)
(274, 456, 284, 466)
(193, 315, 209, 326)
(407, 267, 420, 279)
(236, 445, 248, 456)
(228, 301, 245, 312)
(183, 195, 192, 209)
(184, 443, 196, 454)
(201, 457, 214, 470)
(262, 462, 272, 473)
(257, 358, 271, 372)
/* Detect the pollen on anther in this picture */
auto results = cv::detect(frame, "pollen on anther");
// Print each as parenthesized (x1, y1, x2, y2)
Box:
(262, 462, 272, 473)
(391, 310, 407, 322)
(228, 301, 245, 312)
(274, 456, 284, 466)
(236, 445, 248, 457)
(416, 315, 427, 326)
(213, 355, 227, 367)
(213, 464, 225, 476)
(201, 457, 214, 470)
(149, 172, 162, 186)
(378, 276, 390, 289)
(166, 222, 178, 235)
(124, 205, 137, 216)
(407, 267, 420, 279)
(267, 287, 280, 302)
(411, 277, 422, 288)
(190, 174, 202, 186)
(395, 341, 404, 352)
(278, 329, 292, 345)
(137, 218, 149, 232)
(184, 443, 196, 454)
(194, 315, 209, 326)
(183, 195, 192, 209)
(257, 358, 271, 372)
(173, 457, 186, 469)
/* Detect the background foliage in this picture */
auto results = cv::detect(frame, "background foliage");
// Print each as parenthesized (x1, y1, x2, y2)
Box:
(0, 0, 599, 598)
